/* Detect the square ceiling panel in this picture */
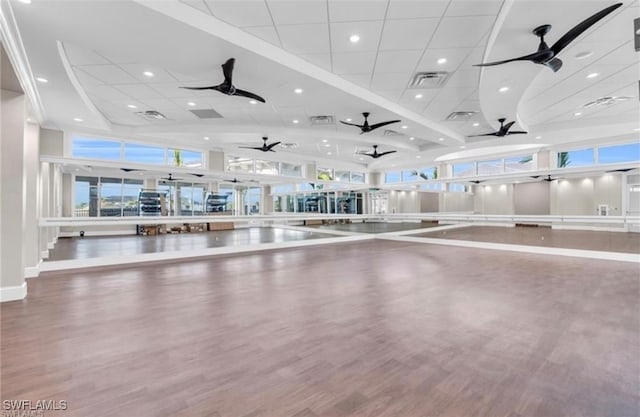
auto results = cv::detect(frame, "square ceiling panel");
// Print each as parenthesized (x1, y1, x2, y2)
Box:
(378, 18, 439, 51)
(371, 72, 409, 92)
(386, 0, 449, 19)
(429, 16, 495, 49)
(112, 84, 164, 99)
(445, 0, 504, 17)
(327, 0, 388, 22)
(62, 43, 110, 66)
(79, 64, 139, 84)
(299, 53, 333, 71)
(333, 52, 377, 75)
(118, 64, 179, 83)
(278, 24, 330, 54)
(374, 50, 423, 75)
(417, 48, 474, 72)
(330, 20, 384, 53)
(203, 0, 273, 27)
(87, 85, 131, 101)
(179, 0, 211, 15)
(243, 25, 282, 47)
(267, 0, 327, 25)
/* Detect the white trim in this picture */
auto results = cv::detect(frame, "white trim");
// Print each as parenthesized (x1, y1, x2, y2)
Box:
(552, 225, 628, 233)
(378, 223, 470, 236)
(59, 229, 136, 237)
(0, 282, 27, 302)
(24, 261, 41, 278)
(40, 250, 49, 259)
(39, 234, 374, 272)
(272, 224, 365, 237)
(47, 242, 55, 249)
(378, 235, 640, 263)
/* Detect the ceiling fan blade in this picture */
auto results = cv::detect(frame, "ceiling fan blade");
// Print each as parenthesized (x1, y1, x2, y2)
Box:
(469, 133, 500, 137)
(368, 120, 402, 131)
(233, 88, 266, 103)
(550, 3, 622, 55)
(221, 58, 235, 84)
(265, 141, 281, 150)
(377, 150, 397, 157)
(340, 121, 363, 128)
(503, 121, 516, 131)
(121, 168, 144, 172)
(190, 173, 205, 177)
(239, 146, 264, 150)
(542, 57, 563, 72)
(474, 50, 554, 67)
(606, 168, 636, 173)
(506, 131, 528, 135)
(179, 86, 215, 90)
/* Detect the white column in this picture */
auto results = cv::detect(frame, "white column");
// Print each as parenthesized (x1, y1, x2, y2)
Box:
(22, 119, 40, 278)
(39, 162, 50, 259)
(1, 89, 26, 301)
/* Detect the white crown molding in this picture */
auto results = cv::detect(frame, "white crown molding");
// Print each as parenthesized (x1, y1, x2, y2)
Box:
(0, 282, 27, 302)
(0, 0, 46, 123)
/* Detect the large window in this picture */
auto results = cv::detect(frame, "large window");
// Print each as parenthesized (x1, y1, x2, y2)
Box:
(335, 170, 351, 182)
(476, 159, 502, 176)
(385, 171, 401, 183)
(124, 143, 165, 164)
(598, 142, 640, 164)
(351, 172, 365, 184)
(122, 179, 143, 216)
(317, 167, 334, 181)
(75, 176, 143, 217)
(255, 160, 279, 175)
(452, 163, 475, 177)
(227, 156, 254, 173)
(402, 170, 419, 182)
(72, 138, 121, 160)
(504, 155, 534, 172)
(557, 148, 594, 168)
(169, 149, 203, 168)
(281, 162, 302, 177)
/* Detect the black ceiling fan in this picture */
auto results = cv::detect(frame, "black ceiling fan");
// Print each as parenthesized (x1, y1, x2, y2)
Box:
(340, 112, 401, 134)
(531, 175, 558, 182)
(180, 58, 266, 103)
(357, 145, 397, 159)
(606, 168, 636, 173)
(190, 173, 206, 177)
(160, 173, 183, 181)
(470, 118, 528, 137)
(239, 136, 281, 152)
(224, 177, 258, 184)
(469, 180, 485, 184)
(120, 168, 145, 172)
(474, 3, 622, 72)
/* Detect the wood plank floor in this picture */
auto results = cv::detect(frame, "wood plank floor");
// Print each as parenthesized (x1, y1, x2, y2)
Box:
(308, 222, 443, 234)
(2, 240, 639, 417)
(417, 226, 640, 254)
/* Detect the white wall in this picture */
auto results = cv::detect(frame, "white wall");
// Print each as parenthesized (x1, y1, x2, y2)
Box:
(551, 174, 623, 216)
(440, 192, 474, 212)
(473, 184, 514, 214)
(23, 119, 40, 275)
(388, 190, 420, 213)
(514, 182, 550, 215)
(420, 192, 439, 212)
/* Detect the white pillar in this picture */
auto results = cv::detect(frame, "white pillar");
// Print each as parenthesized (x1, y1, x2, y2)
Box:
(1, 89, 26, 301)
(39, 162, 50, 259)
(23, 119, 40, 278)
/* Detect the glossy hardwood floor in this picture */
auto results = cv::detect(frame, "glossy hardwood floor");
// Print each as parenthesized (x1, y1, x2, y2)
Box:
(308, 221, 443, 234)
(3, 240, 639, 417)
(417, 226, 640, 253)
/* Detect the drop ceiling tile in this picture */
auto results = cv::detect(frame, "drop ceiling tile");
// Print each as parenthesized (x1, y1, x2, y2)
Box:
(435, 86, 476, 102)
(330, 20, 384, 53)
(386, 0, 448, 19)
(87, 85, 131, 101)
(445, 0, 503, 17)
(327, 0, 388, 22)
(429, 16, 494, 48)
(78, 65, 139, 84)
(113, 84, 164, 99)
(374, 50, 423, 74)
(179, 0, 212, 15)
(148, 82, 196, 98)
(417, 48, 473, 72)
(379, 18, 438, 51)
(243, 25, 282, 47)
(371, 72, 409, 92)
(279, 24, 330, 54)
(339, 73, 372, 88)
(73, 68, 104, 90)
(62, 43, 110, 66)
(139, 98, 184, 110)
(299, 53, 333, 71)
(333, 52, 377, 74)
(445, 69, 480, 88)
(203, 0, 273, 27)
(267, 0, 327, 25)
(118, 65, 178, 83)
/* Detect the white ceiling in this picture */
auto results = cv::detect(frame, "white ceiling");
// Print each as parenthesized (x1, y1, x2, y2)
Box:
(4, 0, 639, 172)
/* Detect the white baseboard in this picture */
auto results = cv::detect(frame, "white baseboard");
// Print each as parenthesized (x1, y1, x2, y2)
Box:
(40, 250, 49, 259)
(0, 282, 27, 302)
(59, 230, 136, 237)
(552, 225, 628, 232)
(24, 262, 41, 278)
(47, 242, 55, 249)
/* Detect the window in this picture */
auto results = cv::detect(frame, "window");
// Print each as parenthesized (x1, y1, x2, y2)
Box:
(385, 171, 401, 183)
(169, 149, 203, 168)
(218, 186, 235, 214)
(558, 148, 594, 168)
(421, 182, 442, 192)
(350, 172, 365, 184)
(245, 187, 261, 215)
(476, 159, 503, 175)
(298, 183, 315, 192)
(453, 163, 475, 177)
(281, 162, 302, 177)
(124, 143, 165, 164)
(75, 176, 98, 217)
(255, 160, 279, 175)
(402, 170, 419, 182)
(122, 179, 143, 216)
(598, 142, 640, 164)
(273, 184, 295, 194)
(505, 155, 534, 172)
(227, 156, 253, 173)
(99, 178, 123, 217)
(72, 137, 121, 160)
(419, 167, 437, 180)
(317, 167, 334, 181)
(449, 183, 468, 192)
(335, 170, 351, 182)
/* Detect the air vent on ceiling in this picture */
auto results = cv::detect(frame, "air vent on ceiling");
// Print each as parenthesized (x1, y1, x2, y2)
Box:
(409, 71, 449, 89)
(136, 110, 167, 120)
(309, 115, 334, 125)
(445, 111, 477, 121)
(583, 96, 631, 108)
(384, 129, 403, 136)
(190, 109, 222, 119)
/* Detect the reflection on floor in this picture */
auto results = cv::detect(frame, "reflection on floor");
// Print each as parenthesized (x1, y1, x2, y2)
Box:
(308, 221, 442, 234)
(4, 240, 638, 416)
(417, 225, 640, 253)
(47, 227, 335, 261)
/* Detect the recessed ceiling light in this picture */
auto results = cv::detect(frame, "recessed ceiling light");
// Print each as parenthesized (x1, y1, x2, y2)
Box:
(391, 164, 396, 167)
(634, 127, 640, 132)
(346, 118, 352, 122)
(127, 104, 137, 109)
(415, 93, 423, 99)
(401, 125, 408, 129)
(17, 0, 31, 4)
(73, 117, 83, 122)
(438, 137, 444, 141)
(204, 136, 210, 141)
(327, 152, 332, 155)
(349, 34, 360, 43)
(321, 139, 328, 143)
(324, 144, 330, 147)
(359, 157, 364, 161)
(472, 122, 479, 127)
(292, 119, 299, 124)
(586, 72, 599, 79)
(416, 155, 421, 159)
(294, 88, 303, 94)
(35, 77, 48, 83)
(575, 51, 593, 60)
(574, 112, 582, 116)
(409, 137, 415, 141)
(143, 71, 154, 77)
(535, 135, 542, 139)
(459, 145, 466, 149)
(437, 58, 447, 64)
(249, 100, 257, 104)
(187, 102, 196, 106)
(498, 86, 510, 93)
